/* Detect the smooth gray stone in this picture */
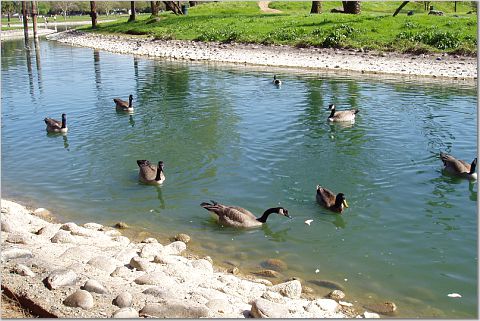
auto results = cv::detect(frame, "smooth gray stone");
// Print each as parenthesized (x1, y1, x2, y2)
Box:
(82, 279, 109, 294)
(139, 300, 209, 318)
(112, 307, 139, 318)
(45, 269, 77, 290)
(63, 290, 94, 310)
(113, 292, 132, 308)
(250, 298, 290, 318)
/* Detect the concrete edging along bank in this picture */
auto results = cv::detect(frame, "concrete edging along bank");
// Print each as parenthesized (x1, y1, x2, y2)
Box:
(46, 30, 476, 80)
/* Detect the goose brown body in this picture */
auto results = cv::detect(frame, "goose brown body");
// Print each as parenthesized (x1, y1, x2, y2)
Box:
(114, 94, 134, 112)
(440, 152, 477, 180)
(137, 160, 165, 184)
(316, 185, 349, 213)
(44, 114, 68, 133)
(327, 104, 359, 122)
(200, 201, 291, 228)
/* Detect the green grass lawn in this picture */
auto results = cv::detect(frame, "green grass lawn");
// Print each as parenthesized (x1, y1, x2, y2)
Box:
(80, 2, 478, 55)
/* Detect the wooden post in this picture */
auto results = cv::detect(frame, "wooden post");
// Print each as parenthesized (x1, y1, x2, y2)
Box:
(22, 1, 29, 42)
(31, 1, 38, 39)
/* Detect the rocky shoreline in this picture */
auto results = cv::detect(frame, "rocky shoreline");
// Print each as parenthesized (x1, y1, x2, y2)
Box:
(1, 198, 394, 318)
(46, 30, 477, 80)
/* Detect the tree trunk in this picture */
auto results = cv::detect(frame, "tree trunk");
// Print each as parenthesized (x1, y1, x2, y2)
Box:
(7, 12, 11, 27)
(393, 1, 409, 16)
(342, 1, 361, 14)
(31, 1, 38, 38)
(310, 1, 322, 13)
(150, 1, 159, 16)
(128, 1, 136, 21)
(163, 1, 182, 14)
(90, 1, 98, 28)
(189, 1, 196, 7)
(22, 1, 29, 41)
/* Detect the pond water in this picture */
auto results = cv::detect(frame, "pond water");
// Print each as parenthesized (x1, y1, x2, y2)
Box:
(1, 37, 477, 318)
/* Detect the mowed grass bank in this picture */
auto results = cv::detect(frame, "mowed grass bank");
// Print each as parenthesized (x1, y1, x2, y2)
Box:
(83, 1, 477, 55)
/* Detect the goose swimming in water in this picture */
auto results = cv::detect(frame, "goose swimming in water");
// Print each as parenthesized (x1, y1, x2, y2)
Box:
(114, 94, 134, 112)
(327, 104, 359, 122)
(440, 152, 477, 180)
(137, 160, 165, 185)
(273, 75, 282, 86)
(200, 200, 291, 228)
(44, 113, 68, 133)
(316, 185, 349, 213)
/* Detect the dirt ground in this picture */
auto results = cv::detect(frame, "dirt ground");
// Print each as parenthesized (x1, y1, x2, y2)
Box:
(257, 1, 282, 13)
(1, 292, 35, 318)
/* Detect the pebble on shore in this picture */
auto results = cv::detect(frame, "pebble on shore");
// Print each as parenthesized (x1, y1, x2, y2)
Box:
(0, 198, 377, 318)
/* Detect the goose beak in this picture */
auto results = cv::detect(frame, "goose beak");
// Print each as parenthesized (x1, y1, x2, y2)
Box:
(343, 199, 349, 208)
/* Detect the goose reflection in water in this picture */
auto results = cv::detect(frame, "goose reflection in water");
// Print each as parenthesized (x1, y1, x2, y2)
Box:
(46, 132, 70, 151)
(155, 186, 166, 209)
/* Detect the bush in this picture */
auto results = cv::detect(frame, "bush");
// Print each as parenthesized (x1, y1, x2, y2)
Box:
(397, 30, 460, 50)
(196, 28, 240, 43)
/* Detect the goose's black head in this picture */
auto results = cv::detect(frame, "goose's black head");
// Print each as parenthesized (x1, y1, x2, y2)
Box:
(335, 193, 348, 209)
(276, 207, 291, 218)
(158, 161, 164, 171)
(328, 104, 336, 111)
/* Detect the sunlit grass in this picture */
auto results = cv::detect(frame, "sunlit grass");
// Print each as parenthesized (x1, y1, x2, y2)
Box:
(79, 2, 476, 55)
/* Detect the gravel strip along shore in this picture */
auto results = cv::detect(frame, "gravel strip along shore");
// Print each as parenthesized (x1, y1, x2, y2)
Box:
(1, 199, 387, 318)
(46, 30, 476, 80)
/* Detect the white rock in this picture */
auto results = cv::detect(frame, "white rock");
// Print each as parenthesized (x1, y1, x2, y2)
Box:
(83, 222, 103, 230)
(1, 248, 33, 262)
(250, 298, 290, 318)
(163, 241, 186, 255)
(87, 256, 119, 274)
(51, 230, 76, 243)
(315, 299, 339, 313)
(82, 279, 109, 294)
(191, 259, 213, 274)
(363, 311, 381, 318)
(269, 280, 302, 299)
(140, 243, 164, 260)
(12, 263, 35, 277)
(112, 307, 139, 318)
(46, 269, 78, 289)
(129, 256, 154, 272)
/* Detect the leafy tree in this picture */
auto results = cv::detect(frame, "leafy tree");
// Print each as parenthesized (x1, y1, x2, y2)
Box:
(1, 1, 20, 25)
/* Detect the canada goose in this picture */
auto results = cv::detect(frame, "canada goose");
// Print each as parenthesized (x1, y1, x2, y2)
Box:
(137, 160, 165, 184)
(114, 94, 133, 112)
(273, 75, 282, 86)
(316, 185, 349, 213)
(327, 104, 359, 122)
(200, 200, 291, 228)
(440, 152, 477, 180)
(44, 113, 68, 133)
